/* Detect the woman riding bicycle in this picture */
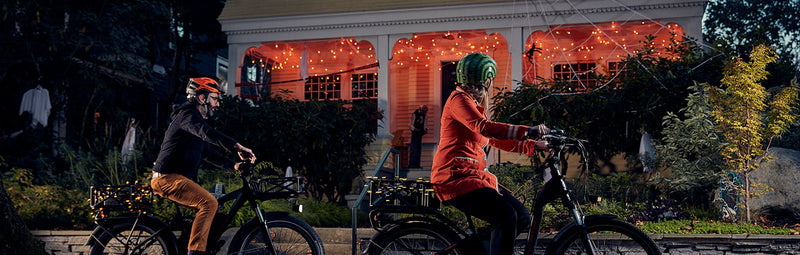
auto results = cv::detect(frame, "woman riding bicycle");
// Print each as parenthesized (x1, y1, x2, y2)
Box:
(431, 53, 549, 255)
(151, 77, 256, 255)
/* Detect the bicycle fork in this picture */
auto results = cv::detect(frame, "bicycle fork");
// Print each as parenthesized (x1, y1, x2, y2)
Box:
(561, 184, 598, 255)
(525, 169, 598, 255)
(253, 202, 280, 255)
(570, 207, 598, 255)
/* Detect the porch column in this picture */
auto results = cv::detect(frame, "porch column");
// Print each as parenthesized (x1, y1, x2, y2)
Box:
(375, 35, 392, 139)
(489, 27, 524, 90)
(226, 44, 245, 96)
(356, 35, 392, 139)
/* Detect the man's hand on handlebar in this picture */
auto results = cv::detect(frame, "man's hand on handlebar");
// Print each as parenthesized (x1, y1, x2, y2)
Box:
(235, 143, 257, 163)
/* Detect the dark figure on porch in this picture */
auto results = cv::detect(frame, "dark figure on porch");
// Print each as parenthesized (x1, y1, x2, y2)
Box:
(408, 105, 428, 168)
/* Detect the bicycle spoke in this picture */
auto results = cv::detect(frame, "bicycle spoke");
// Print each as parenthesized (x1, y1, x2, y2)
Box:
(371, 226, 458, 255)
(94, 227, 168, 255)
(236, 226, 316, 255)
(559, 232, 656, 255)
(381, 237, 428, 255)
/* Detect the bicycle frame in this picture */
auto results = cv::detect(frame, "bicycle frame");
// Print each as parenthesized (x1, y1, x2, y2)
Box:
(87, 173, 286, 255)
(524, 141, 598, 255)
(208, 175, 280, 254)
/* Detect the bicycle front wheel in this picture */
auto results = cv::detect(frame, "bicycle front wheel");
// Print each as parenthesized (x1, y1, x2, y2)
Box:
(548, 217, 661, 255)
(89, 219, 176, 255)
(367, 222, 463, 255)
(228, 213, 324, 255)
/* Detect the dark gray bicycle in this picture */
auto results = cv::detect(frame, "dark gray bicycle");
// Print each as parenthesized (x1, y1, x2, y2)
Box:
(363, 130, 661, 255)
(86, 162, 324, 255)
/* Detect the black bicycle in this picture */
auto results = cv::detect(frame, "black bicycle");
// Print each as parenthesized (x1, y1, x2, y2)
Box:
(86, 163, 325, 255)
(362, 131, 661, 255)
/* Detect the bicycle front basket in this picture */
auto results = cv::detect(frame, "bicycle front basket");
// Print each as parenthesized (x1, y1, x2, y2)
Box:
(248, 176, 305, 200)
(89, 181, 153, 219)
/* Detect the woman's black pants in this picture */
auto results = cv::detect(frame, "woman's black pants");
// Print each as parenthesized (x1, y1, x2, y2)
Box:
(445, 187, 531, 255)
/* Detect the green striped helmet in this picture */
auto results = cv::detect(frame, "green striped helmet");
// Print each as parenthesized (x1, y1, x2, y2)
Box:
(456, 53, 497, 88)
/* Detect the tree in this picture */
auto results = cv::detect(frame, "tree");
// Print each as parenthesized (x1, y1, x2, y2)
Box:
(708, 45, 799, 223)
(213, 96, 383, 204)
(0, 0, 228, 235)
(492, 37, 720, 173)
(704, 0, 800, 85)
(165, 0, 229, 104)
(653, 82, 726, 207)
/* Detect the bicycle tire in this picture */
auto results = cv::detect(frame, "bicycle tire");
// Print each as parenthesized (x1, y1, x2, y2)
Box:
(89, 219, 177, 255)
(228, 212, 324, 255)
(367, 222, 464, 255)
(547, 217, 661, 255)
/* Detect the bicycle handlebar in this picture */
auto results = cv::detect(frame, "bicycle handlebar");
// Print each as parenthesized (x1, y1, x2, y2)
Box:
(540, 129, 586, 146)
(537, 129, 590, 177)
(237, 161, 254, 177)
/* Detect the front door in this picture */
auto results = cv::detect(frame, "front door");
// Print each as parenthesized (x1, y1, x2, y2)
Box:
(440, 61, 458, 111)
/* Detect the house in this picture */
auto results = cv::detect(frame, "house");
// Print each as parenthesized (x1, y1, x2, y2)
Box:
(218, 0, 708, 175)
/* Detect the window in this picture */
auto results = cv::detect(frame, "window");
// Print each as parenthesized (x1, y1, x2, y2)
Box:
(304, 75, 341, 100)
(351, 73, 377, 99)
(608, 61, 624, 77)
(553, 62, 597, 89)
(239, 55, 272, 99)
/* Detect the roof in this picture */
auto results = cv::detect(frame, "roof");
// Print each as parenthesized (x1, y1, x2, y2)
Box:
(218, 0, 513, 20)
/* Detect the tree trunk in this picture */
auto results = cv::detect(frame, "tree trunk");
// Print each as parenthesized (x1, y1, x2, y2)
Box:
(51, 80, 68, 158)
(744, 171, 751, 223)
(0, 180, 46, 255)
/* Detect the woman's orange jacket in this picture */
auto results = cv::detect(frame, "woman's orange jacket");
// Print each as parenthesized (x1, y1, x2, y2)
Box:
(431, 88, 539, 201)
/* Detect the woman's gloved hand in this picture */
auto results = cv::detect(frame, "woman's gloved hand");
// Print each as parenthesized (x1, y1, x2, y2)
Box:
(525, 124, 550, 139)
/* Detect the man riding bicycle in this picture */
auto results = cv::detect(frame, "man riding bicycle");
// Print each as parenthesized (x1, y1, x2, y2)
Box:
(431, 53, 549, 255)
(150, 77, 256, 255)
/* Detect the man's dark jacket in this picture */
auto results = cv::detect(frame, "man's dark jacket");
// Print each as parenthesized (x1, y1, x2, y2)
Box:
(153, 102, 237, 179)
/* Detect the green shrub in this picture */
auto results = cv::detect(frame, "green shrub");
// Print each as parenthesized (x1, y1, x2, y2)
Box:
(213, 96, 382, 204)
(2, 168, 93, 230)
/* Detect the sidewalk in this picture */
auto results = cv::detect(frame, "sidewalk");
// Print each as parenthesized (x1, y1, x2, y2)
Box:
(33, 228, 800, 254)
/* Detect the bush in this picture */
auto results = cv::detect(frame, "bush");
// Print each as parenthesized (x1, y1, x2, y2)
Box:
(212, 96, 382, 204)
(2, 167, 93, 230)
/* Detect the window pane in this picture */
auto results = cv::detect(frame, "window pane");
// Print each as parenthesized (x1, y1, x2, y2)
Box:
(304, 74, 342, 100)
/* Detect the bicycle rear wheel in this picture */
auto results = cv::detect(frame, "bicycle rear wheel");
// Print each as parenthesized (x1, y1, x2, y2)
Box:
(367, 222, 463, 255)
(228, 213, 324, 255)
(548, 217, 661, 255)
(89, 220, 175, 255)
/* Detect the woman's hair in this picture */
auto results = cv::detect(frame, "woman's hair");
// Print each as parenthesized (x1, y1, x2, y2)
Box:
(466, 81, 491, 110)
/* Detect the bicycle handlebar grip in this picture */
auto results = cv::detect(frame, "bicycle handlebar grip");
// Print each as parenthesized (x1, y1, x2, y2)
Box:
(238, 161, 253, 176)
(525, 124, 552, 139)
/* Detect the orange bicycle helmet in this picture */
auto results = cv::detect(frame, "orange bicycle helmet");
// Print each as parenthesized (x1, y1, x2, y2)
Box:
(186, 77, 224, 104)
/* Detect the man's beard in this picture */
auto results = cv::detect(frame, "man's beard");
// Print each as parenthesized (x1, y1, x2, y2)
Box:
(200, 104, 218, 119)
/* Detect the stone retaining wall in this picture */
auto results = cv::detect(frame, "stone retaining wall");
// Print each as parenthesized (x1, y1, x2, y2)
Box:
(33, 229, 800, 254)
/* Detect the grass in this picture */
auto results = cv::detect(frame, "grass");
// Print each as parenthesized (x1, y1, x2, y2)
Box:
(639, 220, 800, 235)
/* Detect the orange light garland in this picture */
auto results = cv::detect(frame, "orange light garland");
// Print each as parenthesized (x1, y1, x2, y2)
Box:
(523, 20, 686, 84)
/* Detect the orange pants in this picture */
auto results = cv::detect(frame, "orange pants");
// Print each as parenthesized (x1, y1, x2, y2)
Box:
(151, 173, 218, 252)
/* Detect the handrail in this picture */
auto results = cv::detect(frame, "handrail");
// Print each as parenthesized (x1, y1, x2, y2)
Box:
(351, 147, 400, 255)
